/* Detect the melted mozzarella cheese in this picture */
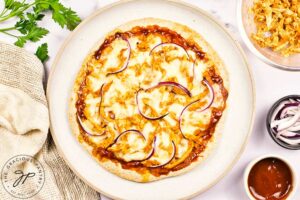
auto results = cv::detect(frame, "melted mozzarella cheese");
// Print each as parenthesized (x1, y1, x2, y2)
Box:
(181, 109, 212, 136)
(176, 139, 189, 158)
(111, 132, 148, 162)
(146, 131, 173, 165)
(100, 38, 129, 72)
(161, 60, 189, 86)
(81, 33, 220, 163)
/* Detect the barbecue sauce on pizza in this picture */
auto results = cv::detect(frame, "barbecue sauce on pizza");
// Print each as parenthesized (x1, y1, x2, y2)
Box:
(75, 24, 228, 178)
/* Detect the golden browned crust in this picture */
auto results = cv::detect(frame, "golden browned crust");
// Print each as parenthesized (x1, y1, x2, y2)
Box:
(69, 18, 229, 182)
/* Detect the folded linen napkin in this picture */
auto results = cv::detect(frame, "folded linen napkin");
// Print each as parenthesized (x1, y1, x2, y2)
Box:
(0, 42, 101, 199)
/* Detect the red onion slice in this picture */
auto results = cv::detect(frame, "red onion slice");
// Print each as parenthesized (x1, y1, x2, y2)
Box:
(282, 135, 300, 139)
(271, 116, 292, 128)
(113, 129, 146, 144)
(179, 99, 201, 138)
(132, 137, 156, 162)
(276, 130, 298, 138)
(270, 98, 300, 146)
(77, 114, 106, 136)
(136, 89, 169, 120)
(289, 98, 298, 103)
(280, 104, 299, 118)
(271, 101, 289, 122)
(137, 81, 192, 120)
(149, 140, 176, 168)
(196, 79, 215, 112)
(157, 81, 192, 97)
(287, 122, 300, 132)
(277, 111, 300, 131)
(277, 135, 300, 145)
(179, 80, 214, 137)
(149, 42, 190, 59)
(106, 39, 131, 76)
(276, 102, 300, 120)
(108, 131, 156, 162)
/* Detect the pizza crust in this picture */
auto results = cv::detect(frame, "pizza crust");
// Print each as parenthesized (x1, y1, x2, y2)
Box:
(69, 18, 229, 182)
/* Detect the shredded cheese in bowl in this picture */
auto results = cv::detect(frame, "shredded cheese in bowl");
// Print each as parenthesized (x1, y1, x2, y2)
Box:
(251, 0, 300, 57)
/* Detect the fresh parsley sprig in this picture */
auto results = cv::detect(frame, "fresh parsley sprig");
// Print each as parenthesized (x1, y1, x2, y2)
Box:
(0, 0, 81, 62)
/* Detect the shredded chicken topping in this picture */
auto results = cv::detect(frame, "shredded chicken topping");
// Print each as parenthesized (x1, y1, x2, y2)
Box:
(251, 0, 300, 56)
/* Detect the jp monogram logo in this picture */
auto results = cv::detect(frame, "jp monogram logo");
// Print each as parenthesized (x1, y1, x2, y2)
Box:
(13, 170, 36, 187)
(1, 155, 45, 199)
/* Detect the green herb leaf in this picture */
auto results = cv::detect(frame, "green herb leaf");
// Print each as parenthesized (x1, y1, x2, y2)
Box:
(34, 0, 53, 12)
(27, 12, 45, 21)
(1, 0, 81, 61)
(27, 26, 49, 42)
(4, 0, 29, 19)
(51, 2, 81, 30)
(14, 36, 26, 47)
(35, 43, 49, 62)
(15, 12, 45, 34)
(5, 0, 26, 11)
(14, 26, 48, 47)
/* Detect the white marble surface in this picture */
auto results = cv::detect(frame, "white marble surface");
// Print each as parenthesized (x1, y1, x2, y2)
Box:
(1, 0, 300, 199)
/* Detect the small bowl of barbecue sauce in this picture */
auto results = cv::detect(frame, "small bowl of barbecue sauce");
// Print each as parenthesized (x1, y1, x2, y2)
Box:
(244, 155, 297, 200)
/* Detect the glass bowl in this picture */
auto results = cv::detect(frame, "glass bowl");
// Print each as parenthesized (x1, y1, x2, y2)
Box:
(237, 0, 300, 71)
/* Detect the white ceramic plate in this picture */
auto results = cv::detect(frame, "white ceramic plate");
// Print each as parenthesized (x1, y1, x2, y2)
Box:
(47, 0, 255, 199)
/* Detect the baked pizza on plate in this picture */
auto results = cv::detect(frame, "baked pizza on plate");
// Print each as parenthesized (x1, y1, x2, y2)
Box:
(69, 18, 228, 182)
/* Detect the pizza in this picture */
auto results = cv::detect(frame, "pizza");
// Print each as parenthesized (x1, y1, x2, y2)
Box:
(69, 18, 229, 182)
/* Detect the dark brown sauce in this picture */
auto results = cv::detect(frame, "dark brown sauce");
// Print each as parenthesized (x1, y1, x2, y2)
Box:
(76, 25, 228, 176)
(248, 158, 293, 200)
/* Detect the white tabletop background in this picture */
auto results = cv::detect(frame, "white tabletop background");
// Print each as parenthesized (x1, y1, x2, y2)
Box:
(1, 0, 299, 199)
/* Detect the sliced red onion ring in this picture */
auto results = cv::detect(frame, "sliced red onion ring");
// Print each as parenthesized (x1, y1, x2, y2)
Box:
(179, 99, 201, 138)
(137, 81, 192, 120)
(277, 135, 300, 145)
(108, 131, 156, 162)
(132, 137, 156, 162)
(149, 42, 190, 59)
(136, 89, 169, 120)
(280, 104, 300, 118)
(196, 79, 215, 112)
(276, 102, 300, 119)
(113, 129, 145, 144)
(179, 79, 214, 137)
(270, 98, 300, 146)
(149, 140, 176, 168)
(106, 39, 131, 76)
(157, 81, 192, 97)
(271, 116, 292, 128)
(271, 100, 289, 121)
(277, 111, 300, 131)
(287, 122, 300, 132)
(77, 114, 105, 136)
(107, 129, 145, 149)
(277, 131, 300, 139)
(283, 135, 300, 140)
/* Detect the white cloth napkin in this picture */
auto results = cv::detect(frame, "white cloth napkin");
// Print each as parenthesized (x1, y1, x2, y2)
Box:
(0, 42, 101, 199)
